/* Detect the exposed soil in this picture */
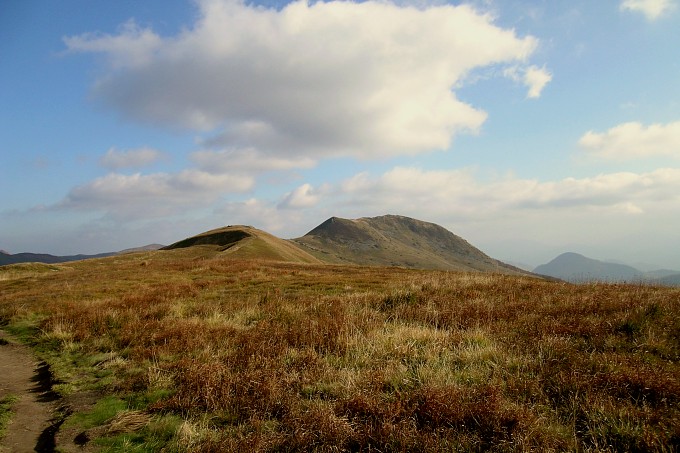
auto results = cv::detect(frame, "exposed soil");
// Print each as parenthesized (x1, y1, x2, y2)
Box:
(0, 330, 60, 453)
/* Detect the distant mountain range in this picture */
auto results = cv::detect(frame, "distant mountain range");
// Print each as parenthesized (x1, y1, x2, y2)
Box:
(0, 244, 164, 266)
(533, 252, 680, 286)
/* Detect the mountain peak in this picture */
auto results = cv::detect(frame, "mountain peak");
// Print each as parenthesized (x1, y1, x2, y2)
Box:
(555, 251, 586, 259)
(295, 214, 529, 274)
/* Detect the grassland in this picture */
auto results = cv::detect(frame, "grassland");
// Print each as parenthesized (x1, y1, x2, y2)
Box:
(0, 250, 679, 451)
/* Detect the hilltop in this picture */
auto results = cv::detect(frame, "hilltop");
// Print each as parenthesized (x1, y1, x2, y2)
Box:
(293, 215, 529, 275)
(162, 225, 322, 264)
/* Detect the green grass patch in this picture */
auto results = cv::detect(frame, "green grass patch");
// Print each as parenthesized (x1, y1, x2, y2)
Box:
(0, 394, 19, 441)
(67, 396, 129, 430)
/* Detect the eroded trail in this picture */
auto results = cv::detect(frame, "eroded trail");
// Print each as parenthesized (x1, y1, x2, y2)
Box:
(0, 330, 57, 453)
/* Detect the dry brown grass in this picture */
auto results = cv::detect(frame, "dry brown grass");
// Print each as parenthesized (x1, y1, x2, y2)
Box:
(1, 251, 679, 451)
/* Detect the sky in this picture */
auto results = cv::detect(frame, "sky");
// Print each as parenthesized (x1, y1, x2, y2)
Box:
(1, 0, 680, 270)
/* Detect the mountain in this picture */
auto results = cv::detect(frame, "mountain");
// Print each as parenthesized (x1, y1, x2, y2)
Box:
(162, 225, 322, 264)
(533, 252, 644, 283)
(292, 215, 529, 274)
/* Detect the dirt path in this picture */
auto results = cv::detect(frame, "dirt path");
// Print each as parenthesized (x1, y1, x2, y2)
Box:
(0, 330, 59, 453)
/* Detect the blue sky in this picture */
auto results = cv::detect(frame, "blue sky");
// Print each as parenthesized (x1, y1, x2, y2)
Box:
(1, 0, 679, 269)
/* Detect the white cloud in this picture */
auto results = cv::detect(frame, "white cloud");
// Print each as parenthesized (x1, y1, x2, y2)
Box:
(190, 148, 316, 174)
(620, 0, 676, 20)
(523, 65, 552, 98)
(578, 120, 680, 160)
(63, 19, 162, 68)
(65, 0, 545, 158)
(99, 146, 165, 170)
(60, 170, 253, 218)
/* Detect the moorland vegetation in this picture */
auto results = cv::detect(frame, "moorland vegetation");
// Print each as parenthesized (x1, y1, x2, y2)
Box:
(0, 246, 679, 452)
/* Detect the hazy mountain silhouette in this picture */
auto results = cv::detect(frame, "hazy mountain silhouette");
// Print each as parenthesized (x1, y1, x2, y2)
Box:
(0, 245, 163, 266)
(533, 252, 644, 282)
(0, 250, 117, 266)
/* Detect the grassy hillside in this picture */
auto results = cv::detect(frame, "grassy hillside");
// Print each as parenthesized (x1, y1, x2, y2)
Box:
(0, 251, 678, 451)
(293, 215, 527, 275)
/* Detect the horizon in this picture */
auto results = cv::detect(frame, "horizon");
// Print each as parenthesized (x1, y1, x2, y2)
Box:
(2, 0, 680, 269)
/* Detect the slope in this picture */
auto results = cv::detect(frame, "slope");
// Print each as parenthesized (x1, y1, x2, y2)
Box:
(292, 215, 528, 274)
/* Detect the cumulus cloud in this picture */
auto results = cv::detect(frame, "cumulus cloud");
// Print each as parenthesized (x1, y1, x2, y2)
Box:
(503, 65, 552, 98)
(620, 0, 676, 20)
(65, 0, 545, 158)
(278, 183, 324, 209)
(334, 166, 680, 219)
(99, 146, 165, 170)
(60, 170, 253, 218)
(578, 120, 680, 160)
(523, 66, 552, 98)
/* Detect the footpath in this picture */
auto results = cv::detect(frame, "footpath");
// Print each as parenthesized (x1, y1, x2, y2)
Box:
(0, 330, 58, 453)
